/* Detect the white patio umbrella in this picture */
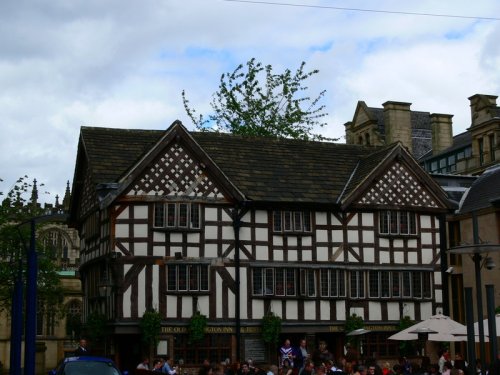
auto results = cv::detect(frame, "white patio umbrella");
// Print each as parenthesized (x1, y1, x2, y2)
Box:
(450, 314, 500, 337)
(389, 313, 468, 342)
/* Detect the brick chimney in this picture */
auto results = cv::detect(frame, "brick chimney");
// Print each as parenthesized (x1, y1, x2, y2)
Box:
(431, 113, 453, 155)
(469, 94, 498, 127)
(383, 101, 412, 153)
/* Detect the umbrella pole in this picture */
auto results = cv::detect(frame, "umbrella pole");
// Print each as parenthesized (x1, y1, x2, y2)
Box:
(486, 285, 498, 367)
(465, 288, 477, 375)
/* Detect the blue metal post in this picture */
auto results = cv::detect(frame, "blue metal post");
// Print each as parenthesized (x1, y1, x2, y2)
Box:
(486, 285, 498, 367)
(24, 218, 37, 375)
(465, 287, 476, 375)
(10, 261, 23, 375)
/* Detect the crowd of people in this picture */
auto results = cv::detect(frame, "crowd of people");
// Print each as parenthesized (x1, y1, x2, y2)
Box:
(134, 341, 500, 375)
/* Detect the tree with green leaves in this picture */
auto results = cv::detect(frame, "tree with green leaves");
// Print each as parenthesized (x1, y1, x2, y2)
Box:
(140, 308, 162, 361)
(0, 176, 65, 320)
(182, 58, 332, 141)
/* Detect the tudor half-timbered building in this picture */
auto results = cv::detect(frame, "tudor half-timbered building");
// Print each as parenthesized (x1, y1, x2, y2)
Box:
(69, 121, 453, 369)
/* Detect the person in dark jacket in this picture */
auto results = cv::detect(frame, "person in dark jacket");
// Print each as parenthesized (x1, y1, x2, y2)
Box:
(74, 339, 91, 356)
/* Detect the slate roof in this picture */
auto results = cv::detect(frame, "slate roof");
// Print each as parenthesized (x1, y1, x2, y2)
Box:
(367, 107, 432, 159)
(419, 131, 472, 162)
(78, 125, 394, 205)
(459, 165, 500, 213)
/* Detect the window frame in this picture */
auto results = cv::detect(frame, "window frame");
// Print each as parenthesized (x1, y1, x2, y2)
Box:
(273, 210, 312, 233)
(154, 202, 201, 230)
(167, 263, 209, 293)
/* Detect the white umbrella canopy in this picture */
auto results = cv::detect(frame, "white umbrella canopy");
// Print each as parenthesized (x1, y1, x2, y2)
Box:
(389, 313, 468, 342)
(450, 314, 500, 337)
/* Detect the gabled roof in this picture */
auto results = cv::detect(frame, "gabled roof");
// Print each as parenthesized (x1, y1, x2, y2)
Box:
(72, 122, 452, 211)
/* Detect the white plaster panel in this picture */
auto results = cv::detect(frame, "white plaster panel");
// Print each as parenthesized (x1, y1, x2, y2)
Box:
(223, 226, 235, 240)
(134, 224, 148, 237)
(240, 269, 247, 319)
(302, 236, 312, 246)
(153, 231, 165, 242)
(222, 209, 232, 221)
(286, 300, 298, 320)
(270, 300, 282, 318)
(316, 247, 329, 261)
(403, 302, 415, 320)
(393, 239, 403, 249)
(255, 228, 268, 241)
(205, 207, 218, 221)
(115, 224, 129, 237)
(407, 252, 418, 264)
(227, 290, 236, 318)
(198, 295, 210, 316)
(138, 269, 146, 318)
(169, 233, 182, 242)
(288, 250, 298, 262)
(420, 216, 431, 229)
(348, 214, 358, 226)
(134, 205, 148, 219)
(255, 210, 268, 224)
(434, 290, 442, 303)
(407, 239, 417, 248)
(255, 246, 269, 261)
(205, 244, 218, 258)
(301, 250, 312, 261)
(240, 227, 251, 241)
(187, 233, 200, 243)
(364, 248, 375, 263)
(331, 214, 341, 225)
(316, 212, 327, 225)
(135, 242, 148, 256)
(216, 273, 223, 318)
(166, 295, 177, 318)
(117, 207, 129, 219)
(273, 236, 283, 246)
(316, 230, 328, 242)
(387, 302, 400, 321)
(435, 235, 440, 245)
(124, 264, 132, 275)
(303, 300, 316, 320)
(348, 230, 359, 243)
(205, 226, 218, 239)
(123, 286, 131, 318)
(115, 243, 129, 255)
(152, 265, 159, 309)
(421, 232, 433, 245)
(379, 251, 390, 264)
(181, 296, 194, 318)
(252, 299, 265, 319)
(349, 307, 364, 320)
(363, 231, 374, 243)
(434, 271, 442, 285)
(420, 302, 433, 319)
(379, 238, 390, 248)
(368, 302, 382, 320)
(332, 230, 343, 242)
(186, 247, 199, 258)
(394, 251, 405, 264)
(348, 248, 360, 262)
(287, 237, 297, 247)
(336, 300, 346, 320)
(421, 248, 433, 264)
(274, 250, 284, 261)
(362, 213, 374, 227)
(320, 301, 330, 320)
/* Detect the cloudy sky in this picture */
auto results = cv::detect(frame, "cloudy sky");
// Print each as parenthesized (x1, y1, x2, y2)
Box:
(1, 0, 499, 204)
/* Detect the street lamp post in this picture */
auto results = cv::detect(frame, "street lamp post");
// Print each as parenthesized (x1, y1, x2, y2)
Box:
(449, 243, 500, 375)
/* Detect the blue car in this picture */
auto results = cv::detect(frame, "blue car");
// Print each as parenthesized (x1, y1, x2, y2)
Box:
(49, 356, 128, 375)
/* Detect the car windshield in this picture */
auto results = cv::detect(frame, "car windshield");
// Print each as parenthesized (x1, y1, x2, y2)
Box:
(63, 361, 121, 375)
